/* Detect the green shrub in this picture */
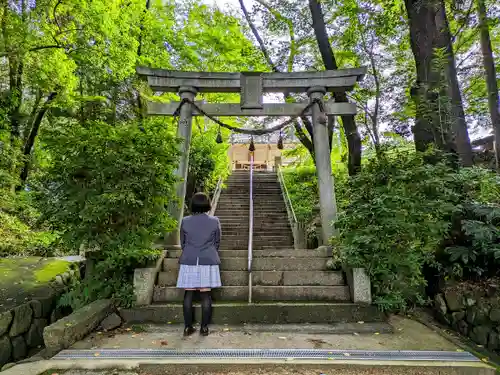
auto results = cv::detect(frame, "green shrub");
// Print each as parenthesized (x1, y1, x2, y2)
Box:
(34, 119, 180, 308)
(186, 125, 230, 209)
(334, 149, 463, 311)
(441, 168, 500, 279)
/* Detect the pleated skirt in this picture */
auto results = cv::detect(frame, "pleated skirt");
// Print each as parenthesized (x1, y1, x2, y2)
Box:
(176, 259, 222, 289)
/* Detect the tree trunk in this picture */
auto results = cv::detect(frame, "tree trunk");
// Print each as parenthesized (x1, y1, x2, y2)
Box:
(19, 92, 58, 186)
(435, 1, 473, 166)
(404, 0, 442, 152)
(308, 0, 362, 175)
(477, 0, 500, 169)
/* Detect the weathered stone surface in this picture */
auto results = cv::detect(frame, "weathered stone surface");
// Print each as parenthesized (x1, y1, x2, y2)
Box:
(44, 299, 112, 352)
(0, 335, 11, 367)
(457, 319, 469, 336)
(36, 295, 55, 318)
(9, 304, 32, 337)
(470, 325, 490, 346)
(29, 300, 43, 319)
(346, 268, 372, 304)
(0, 312, 12, 337)
(54, 275, 64, 286)
(100, 313, 122, 331)
(451, 311, 465, 324)
(24, 319, 47, 348)
(489, 308, 500, 323)
(488, 331, 500, 350)
(1, 362, 15, 371)
(10, 336, 27, 361)
(444, 290, 463, 312)
(465, 305, 489, 326)
(434, 294, 447, 315)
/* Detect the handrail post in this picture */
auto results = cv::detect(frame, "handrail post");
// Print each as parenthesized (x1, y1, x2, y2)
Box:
(248, 152, 254, 304)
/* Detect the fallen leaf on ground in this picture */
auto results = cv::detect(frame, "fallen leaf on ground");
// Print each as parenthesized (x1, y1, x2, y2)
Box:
(160, 340, 168, 346)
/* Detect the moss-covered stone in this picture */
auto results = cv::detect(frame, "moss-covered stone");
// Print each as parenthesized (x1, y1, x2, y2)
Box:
(9, 304, 32, 337)
(0, 335, 11, 367)
(0, 312, 12, 336)
(0, 257, 71, 313)
(11, 335, 27, 361)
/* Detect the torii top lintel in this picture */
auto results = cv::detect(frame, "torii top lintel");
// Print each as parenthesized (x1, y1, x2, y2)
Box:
(136, 67, 366, 94)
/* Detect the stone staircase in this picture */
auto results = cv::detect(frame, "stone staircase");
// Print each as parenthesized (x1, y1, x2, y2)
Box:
(153, 171, 350, 303)
(124, 170, 385, 324)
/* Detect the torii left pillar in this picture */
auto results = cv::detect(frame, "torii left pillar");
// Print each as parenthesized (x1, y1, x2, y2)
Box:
(165, 86, 198, 247)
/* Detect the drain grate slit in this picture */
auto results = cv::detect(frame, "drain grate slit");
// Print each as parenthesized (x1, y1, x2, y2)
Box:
(53, 349, 479, 362)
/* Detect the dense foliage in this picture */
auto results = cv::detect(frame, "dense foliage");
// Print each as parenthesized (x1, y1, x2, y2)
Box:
(0, 0, 499, 312)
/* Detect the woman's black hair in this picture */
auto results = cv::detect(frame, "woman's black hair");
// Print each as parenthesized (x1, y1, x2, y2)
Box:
(190, 192, 211, 214)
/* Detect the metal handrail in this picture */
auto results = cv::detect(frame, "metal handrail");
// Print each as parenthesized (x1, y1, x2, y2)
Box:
(277, 164, 297, 225)
(248, 153, 254, 303)
(209, 177, 223, 216)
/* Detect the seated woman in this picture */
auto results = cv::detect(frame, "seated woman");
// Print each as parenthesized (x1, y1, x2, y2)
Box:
(176, 192, 222, 336)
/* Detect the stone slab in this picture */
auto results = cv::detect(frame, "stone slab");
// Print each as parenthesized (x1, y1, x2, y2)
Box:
(0, 312, 12, 337)
(346, 268, 372, 304)
(9, 303, 32, 337)
(153, 285, 350, 302)
(158, 270, 343, 287)
(137, 67, 366, 93)
(43, 299, 113, 352)
(120, 302, 386, 324)
(163, 257, 327, 271)
(147, 102, 357, 117)
(133, 251, 166, 306)
(0, 335, 11, 367)
(166, 249, 329, 258)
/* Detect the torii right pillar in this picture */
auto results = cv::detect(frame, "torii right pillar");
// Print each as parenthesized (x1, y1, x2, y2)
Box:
(308, 86, 337, 243)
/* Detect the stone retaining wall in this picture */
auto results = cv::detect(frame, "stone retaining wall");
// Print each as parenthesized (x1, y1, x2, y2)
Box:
(433, 280, 500, 351)
(0, 269, 78, 369)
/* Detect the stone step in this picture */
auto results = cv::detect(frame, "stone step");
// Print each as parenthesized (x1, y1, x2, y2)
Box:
(153, 285, 350, 302)
(222, 234, 293, 240)
(219, 241, 294, 247)
(163, 257, 326, 271)
(158, 270, 344, 286)
(166, 249, 329, 258)
(120, 302, 387, 324)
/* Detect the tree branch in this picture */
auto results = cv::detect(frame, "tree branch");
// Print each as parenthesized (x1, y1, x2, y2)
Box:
(254, 0, 297, 72)
(239, 0, 278, 72)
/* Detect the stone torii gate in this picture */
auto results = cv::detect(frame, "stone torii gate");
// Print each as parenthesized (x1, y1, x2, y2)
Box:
(137, 67, 366, 248)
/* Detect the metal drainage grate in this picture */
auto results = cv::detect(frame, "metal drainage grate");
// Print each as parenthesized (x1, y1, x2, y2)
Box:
(53, 349, 479, 362)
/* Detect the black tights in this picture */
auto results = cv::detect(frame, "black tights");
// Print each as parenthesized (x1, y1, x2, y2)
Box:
(183, 290, 212, 328)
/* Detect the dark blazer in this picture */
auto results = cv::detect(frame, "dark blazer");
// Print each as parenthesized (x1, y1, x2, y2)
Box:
(179, 214, 221, 266)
